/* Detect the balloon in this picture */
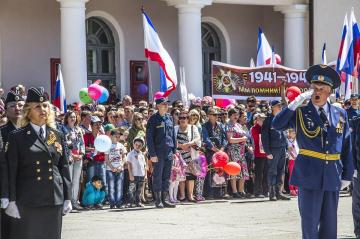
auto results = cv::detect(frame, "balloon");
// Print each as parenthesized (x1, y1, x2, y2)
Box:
(212, 151, 229, 168)
(154, 91, 164, 100)
(224, 162, 241, 176)
(286, 86, 302, 103)
(88, 84, 103, 101)
(98, 86, 109, 104)
(137, 84, 148, 95)
(94, 135, 112, 152)
(215, 99, 235, 109)
(79, 88, 93, 104)
(275, 54, 282, 64)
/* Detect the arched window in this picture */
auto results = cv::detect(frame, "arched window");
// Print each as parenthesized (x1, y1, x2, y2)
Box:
(202, 23, 221, 96)
(86, 17, 116, 89)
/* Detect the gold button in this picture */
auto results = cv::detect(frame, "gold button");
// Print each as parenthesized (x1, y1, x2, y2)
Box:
(49, 168, 53, 172)
(37, 169, 41, 173)
(49, 176, 53, 180)
(37, 177, 41, 181)
(36, 161, 40, 165)
(48, 160, 51, 164)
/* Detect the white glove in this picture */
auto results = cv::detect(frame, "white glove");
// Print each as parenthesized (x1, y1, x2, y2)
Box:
(354, 170, 358, 179)
(341, 180, 351, 190)
(5, 201, 21, 219)
(288, 89, 314, 111)
(1, 198, 9, 209)
(63, 200, 72, 215)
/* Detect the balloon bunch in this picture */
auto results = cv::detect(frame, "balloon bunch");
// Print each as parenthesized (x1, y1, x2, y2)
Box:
(79, 80, 109, 104)
(211, 151, 241, 176)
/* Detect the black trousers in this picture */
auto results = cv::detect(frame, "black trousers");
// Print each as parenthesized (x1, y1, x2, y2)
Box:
(129, 176, 145, 204)
(267, 147, 286, 186)
(9, 205, 62, 239)
(152, 157, 172, 192)
(254, 157, 268, 195)
(353, 176, 360, 236)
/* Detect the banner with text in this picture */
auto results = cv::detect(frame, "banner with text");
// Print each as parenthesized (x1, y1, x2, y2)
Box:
(212, 61, 310, 100)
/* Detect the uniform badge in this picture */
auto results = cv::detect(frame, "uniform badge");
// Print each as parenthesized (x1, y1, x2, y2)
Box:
(54, 142, 62, 154)
(318, 75, 325, 81)
(46, 131, 57, 145)
(336, 116, 344, 134)
(39, 97, 44, 102)
(15, 96, 19, 101)
(27, 130, 31, 135)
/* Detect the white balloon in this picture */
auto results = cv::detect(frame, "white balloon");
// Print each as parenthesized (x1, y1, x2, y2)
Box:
(94, 135, 112, 152)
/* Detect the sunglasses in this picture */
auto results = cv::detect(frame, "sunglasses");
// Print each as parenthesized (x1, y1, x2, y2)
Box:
(179, 116, 188, 120)
(135, 118, 143, 121)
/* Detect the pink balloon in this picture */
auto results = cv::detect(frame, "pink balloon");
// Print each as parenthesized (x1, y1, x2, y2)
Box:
(216, 99, 235, 108)
(154, 91, 164, 100)
(88, 84, 102, 101)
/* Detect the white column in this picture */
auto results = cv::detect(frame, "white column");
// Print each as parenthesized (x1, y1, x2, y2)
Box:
(57, 0, 89, 103)
(166, 0, 212, 97)
(275, 4, 308, 69)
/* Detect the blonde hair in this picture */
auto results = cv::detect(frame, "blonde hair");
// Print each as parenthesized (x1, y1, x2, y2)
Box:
(20, 102, 56, 129)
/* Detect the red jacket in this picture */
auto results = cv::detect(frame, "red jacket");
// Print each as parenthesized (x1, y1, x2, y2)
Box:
(83, 133, 105, 162)
(250, 124, 267, 158)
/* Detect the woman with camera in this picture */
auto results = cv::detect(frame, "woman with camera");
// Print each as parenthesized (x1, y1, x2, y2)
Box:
(62, 110, 85, 210)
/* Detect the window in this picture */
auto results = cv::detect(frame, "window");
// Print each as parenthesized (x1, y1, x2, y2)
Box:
(86, 17, 116, 89)
(202, 23, 221, 96)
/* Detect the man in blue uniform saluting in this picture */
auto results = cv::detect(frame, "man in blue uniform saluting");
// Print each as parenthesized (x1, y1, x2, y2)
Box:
(272, 64, 353, 239)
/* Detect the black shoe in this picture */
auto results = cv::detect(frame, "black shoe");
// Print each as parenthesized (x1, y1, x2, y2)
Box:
(255, 194, 265, 198)
(155, 192, 164, 209)
(232, 192, 242, 198)
(116, 204, 125, 209)
(161, 192, 176, 208)
(110, 205, 115, 209)
(276, 185, 291, 201)
(269, 186, 277, 201)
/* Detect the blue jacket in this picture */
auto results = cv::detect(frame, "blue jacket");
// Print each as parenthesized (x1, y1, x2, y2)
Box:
(261, 114, 287, 155)
(146, 112, 176, 159)
(82, 182, 105, 206)
(202, 121, 227, 151)
(272, 101, 353, 191)
(353, 117, 360, 170)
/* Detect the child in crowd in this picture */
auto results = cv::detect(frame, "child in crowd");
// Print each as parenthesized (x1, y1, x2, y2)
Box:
(127, 137, 147, 207)
(287, 128, 299, 196)
(105, 128, 127, 209)
(169, 153, 187, 203)
(82, 176, 106, 209)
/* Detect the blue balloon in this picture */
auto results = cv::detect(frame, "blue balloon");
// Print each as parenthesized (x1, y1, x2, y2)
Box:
(98, 87, 109, 103)
(137, 83, 148, 95)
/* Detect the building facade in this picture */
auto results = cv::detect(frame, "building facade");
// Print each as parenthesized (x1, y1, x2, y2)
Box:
(0, 0, 359, 103)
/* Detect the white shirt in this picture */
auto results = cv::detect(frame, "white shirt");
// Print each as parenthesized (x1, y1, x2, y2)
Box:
(30, 122, 46, 139)
(126, 150, 146, 177)
(313, 103, 330, 125)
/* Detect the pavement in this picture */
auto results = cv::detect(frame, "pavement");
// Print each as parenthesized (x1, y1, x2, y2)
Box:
(62, 194, 356, 239)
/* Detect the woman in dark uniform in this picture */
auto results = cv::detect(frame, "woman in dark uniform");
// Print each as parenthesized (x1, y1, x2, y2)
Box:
(5, 87, 72, 239)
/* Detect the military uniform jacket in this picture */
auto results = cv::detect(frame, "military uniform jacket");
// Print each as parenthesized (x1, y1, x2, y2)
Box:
(146, 112, 176, 159)
(7, 124, 72, 207)
(261, 114, 287, 155)
(353, 117, 360, 170)
(272, 101, 353, 191)
(0, 122, 17, 198)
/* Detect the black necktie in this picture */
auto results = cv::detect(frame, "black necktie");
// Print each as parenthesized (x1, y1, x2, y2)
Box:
(39, 127, 45, 141)
(319, 107, 329, 132)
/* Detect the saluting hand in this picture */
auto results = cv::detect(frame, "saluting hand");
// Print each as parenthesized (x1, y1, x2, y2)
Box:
(288, 89, 314, 111)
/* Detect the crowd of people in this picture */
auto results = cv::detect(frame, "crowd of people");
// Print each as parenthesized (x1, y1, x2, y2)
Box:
(0, 66, 359, 238)
(0, 84, 358, 213)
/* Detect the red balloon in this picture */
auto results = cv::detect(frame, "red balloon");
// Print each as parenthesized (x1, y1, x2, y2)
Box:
(224, 162, 241, 176)
(286, 86, 302, 103)
(275, 54, 282, 64)
(215, 99, 235, 109)
(212, 151, 229, 168)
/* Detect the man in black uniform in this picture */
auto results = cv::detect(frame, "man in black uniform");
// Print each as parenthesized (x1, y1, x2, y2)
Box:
(146, 96, 176, 208)
(261, 100, 290, 201)
(0, 90, 25, 239)
(352, 116, 360, 238)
